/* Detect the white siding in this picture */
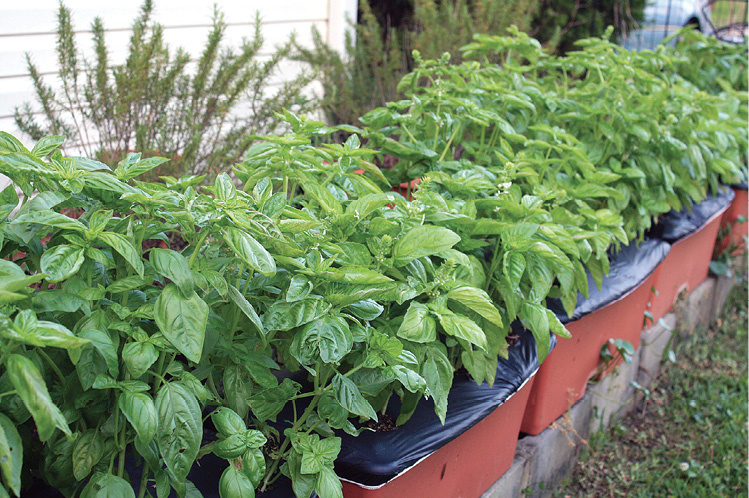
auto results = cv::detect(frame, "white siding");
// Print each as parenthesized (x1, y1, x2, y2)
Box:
(0, 0, 357, 147)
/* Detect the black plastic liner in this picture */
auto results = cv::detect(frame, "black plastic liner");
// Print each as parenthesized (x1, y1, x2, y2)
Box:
(650, 187, 735, 242)
(334, 328, 553, 487)
(548, 238, 671, 324)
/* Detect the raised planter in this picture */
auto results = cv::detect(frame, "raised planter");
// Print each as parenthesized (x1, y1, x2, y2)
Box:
(648, 187, 735, 324)
(520, 239, 670, 436)
(719, 184, 748, 254)
(336, 329, 549, 498)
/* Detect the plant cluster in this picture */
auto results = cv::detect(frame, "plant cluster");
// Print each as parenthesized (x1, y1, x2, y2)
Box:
(296, 0, 646, 129)
(0, 28, 745, 498)
(14, 1, 314, 179)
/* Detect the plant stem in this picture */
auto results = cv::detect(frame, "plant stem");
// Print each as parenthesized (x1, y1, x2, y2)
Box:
(38, 349, 66, 385)
(188, 229, 211, 269)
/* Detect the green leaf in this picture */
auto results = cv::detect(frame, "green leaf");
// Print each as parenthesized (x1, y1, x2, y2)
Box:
(396, 302, 437, 343)
(155, 284, 209, 363)
(219, 464, 256, 498)
(214, 173, 238, 203)
(150, 249, 194, 296)
(72, 430, 104, 481)
(119, 391, 158, 445)
(521, 303, 551, 361)
(222, 227, 276, 276)
(393, 226, 461, 266)
(0, 184, 19, 220)
(211, 407, 246, 436)
(437, 313, 488, 351)
(303, 183, 343, 217)
(79, 329, 119, 378)
(263, 298, 331, 332)
(421, 346, 453, 424)
(228, 285, 263, 334)
(0, 414, 22, 497)
(331, 373, 377, 420)
(502, 251, 526, 291)
(248, 378, 301, 422)
(447, 286, 503, 326)
(122, 341, 158, 378)
(31, 136, 64, 157)
(290, 316, 353, 365)
(240, 449, 266, 488)
(156, 383, 202, 482)
(287, 275, 313, 302)
(34, 321, 89, 349)
(40, 245, 85, 282)
(11, 210, 86, 232)
(115, 156, 169, 181)
(96, 232, 144, 276)
(319, 266, 392, 284)
(80, 473, 136, 498)
(6, 354, 71, 441)
(300, 437, 341, 475)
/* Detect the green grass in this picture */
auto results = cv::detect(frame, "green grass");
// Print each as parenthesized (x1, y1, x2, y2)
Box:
(555, 277, 748, 497)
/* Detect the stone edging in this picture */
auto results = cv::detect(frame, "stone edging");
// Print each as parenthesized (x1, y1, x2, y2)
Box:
(481, 273, 739, 497)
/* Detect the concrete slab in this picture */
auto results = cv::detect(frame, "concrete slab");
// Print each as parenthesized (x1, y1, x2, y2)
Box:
(637, 313, 677, 389)
(674, 278, 715, 336)
(587, 351, 641, 435)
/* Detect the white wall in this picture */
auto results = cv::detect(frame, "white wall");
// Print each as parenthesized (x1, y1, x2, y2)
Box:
(0, 0, 357, 150)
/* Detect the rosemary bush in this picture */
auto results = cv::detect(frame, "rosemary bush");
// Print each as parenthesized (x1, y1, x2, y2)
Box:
(14, 0, 315, 179)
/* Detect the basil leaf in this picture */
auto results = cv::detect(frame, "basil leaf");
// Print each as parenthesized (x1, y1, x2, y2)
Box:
(211, 407, 246, 436)
(290, 316, 353, 365)
(155, 383, 202, 482)
(6, 354, 71, 441)
(286, 275, 313, 302)
(222, 227, 276, 276)
(150, 248, 194, 296)
(78, 329, 119, 378)
(122, 341, 158, 378)
(392, 225, 461, 266)
(155, 284, 209, 364)
(40, 245, 85, 282)
(80, 472, 136, 498)
(72, 430, 104, 481)
(219, 464, 256, 498)
(396, 302, 437, 343)
(96, 232, 144, 276)
(447, 286, 503, 326)
(227, 285, 263, 334)
(521, 302, 551, 362)
(119, 391, 158, 445)
(0, 414, 22, 497)
(437, 312, 488, 351)
(332, 373, 377, 420)
(316, 466, 343, 498)
(263, 298, 331, 332)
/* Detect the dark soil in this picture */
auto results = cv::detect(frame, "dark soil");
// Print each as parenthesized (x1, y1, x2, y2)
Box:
(364, 413, 397, 432)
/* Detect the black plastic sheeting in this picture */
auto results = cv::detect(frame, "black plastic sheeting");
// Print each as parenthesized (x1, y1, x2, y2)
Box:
(548, 238, 671, 324)
(334, 328, 553, 487)
(649, 187, 735, 243)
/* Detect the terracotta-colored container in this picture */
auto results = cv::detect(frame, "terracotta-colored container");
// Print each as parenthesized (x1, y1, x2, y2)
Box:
(718, 187, 748, 254)
(390, 178, 420, 201)
(520, 268, 660, 436)
(341, 378, 534, 498)
(648, 209, 727, 324)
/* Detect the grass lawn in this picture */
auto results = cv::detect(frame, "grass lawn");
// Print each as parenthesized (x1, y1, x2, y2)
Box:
(555, 272, 748, 497)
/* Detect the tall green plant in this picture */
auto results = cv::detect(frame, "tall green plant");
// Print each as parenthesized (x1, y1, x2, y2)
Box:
(295, 0, 540, 129)
(14, 1, 314, 178)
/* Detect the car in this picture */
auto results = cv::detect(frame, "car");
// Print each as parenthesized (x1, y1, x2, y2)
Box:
(619, 0, 714, 50)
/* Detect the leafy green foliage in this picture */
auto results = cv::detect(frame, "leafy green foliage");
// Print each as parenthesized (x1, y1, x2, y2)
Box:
(0, 27, 745, 498)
